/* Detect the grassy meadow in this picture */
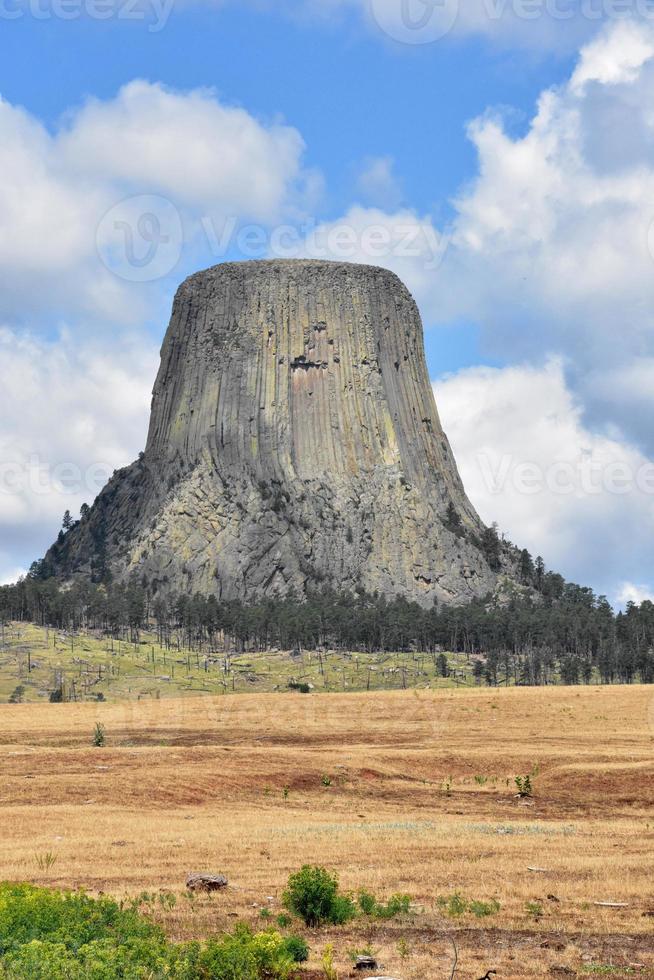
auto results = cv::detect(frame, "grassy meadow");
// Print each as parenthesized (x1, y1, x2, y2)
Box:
(0, 621, 475, 704)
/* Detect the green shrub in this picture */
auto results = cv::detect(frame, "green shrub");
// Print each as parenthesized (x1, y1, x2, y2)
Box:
(0, 882, 160, 956)
(515, 774, 533, 797)
(198, 926, 294, 979)
(287, 682, 310, 694)
(437, 892, 469, 918)
(357, 889, 410, 920)
(0, 884, 300, 979)
(280, 935, 309, 963)
(356, 890, 376, 916)
(380, 893, 410, 918)
(437, 892, 500, 919)
(468, 899, 501, 918)
(283, 866, 355, 927)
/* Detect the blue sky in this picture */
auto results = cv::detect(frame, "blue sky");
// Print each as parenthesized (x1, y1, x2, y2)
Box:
(1, 2, 653, 605)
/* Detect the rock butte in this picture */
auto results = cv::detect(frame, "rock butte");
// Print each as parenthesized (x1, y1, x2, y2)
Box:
(46, 260, 508, 606)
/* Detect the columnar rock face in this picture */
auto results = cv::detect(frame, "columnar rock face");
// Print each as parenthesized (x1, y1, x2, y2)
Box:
(47, 260, 504, 605)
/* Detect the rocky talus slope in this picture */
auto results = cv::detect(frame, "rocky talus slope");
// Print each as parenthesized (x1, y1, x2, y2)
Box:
(45, 260, 510, 605)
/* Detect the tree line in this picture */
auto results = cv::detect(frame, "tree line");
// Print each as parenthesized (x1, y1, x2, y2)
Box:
(1, 559, 653, 686)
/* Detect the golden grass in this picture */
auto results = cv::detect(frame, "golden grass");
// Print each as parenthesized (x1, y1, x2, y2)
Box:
(1, 684, 653, 978)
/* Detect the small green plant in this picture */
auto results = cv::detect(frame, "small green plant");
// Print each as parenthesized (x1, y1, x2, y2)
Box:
(322, 943, 338, 980)
(92, 722, 106, 747)
(288, 681, 311, 694)
(348, 945, 373, 963)
(441, 775, 453, 796)
(282, 786, 290, 800)
(397, 937, 410, 959)
(474, 775, 488, 786)
(469, 899, 501, 918)
(356, 889, 376, 916)
(321, 774, 332, 787)
(283, 866, 356, 927)
(157, 892, 176, 911)
(516, 765, 540, 797)
(437, 893, 499, 919)
(515, 773, 533, 797)
(376, 893, 411, 919)
(356, 889, 410, 919)
(276, 913, 291, 928)
(34, 852, 58, 872)
(582, 966, 631, 975)
(525, 901, 544, 918)
(437, 892, 468, 918)
(259, 907, 271, 919)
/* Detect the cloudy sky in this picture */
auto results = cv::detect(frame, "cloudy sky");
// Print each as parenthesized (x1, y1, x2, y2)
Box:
(1, 2, 653, 605)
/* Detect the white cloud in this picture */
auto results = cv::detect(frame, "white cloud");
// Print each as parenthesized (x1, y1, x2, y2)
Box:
(0, 81, 309, 324)
(0, 327, 157, 573)
(571, 19, 654, 89)
(0, 567, 27, 586)
(436, 359, 654, 601)
(616, 581, 654, 605)
(435, 21, 654, 454)
(356, 156, 403, 208)
(58, 81, 305, 222)
(294, 22, 654, 457)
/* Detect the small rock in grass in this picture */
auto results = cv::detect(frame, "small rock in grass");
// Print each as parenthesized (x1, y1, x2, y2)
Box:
(186, 873, 228, 893)
(354, 956, 378, 971)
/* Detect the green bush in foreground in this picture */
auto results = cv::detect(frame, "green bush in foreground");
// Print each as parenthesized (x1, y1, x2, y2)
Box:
(0, 882, 160, 956)
(0, 883, 302, 979)
(282, 866, 356, 928)
(280, 936, 308, 964)
(282, 867, 411, 929)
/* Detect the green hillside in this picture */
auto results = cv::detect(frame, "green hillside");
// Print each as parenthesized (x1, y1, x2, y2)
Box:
(0, 622, 471, 704)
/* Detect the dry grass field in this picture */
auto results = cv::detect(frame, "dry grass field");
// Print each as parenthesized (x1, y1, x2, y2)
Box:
(0, 684, 653, 979)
